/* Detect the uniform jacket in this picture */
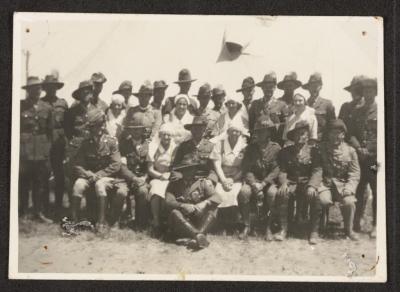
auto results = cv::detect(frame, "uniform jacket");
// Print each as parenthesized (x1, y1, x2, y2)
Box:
(172, 138, 217, 183)
(125, 105, 162, 139)
(242, 141, 281, 186)
(278, 143, 322, 188)
(74, 133, 121, 179)
(64, 103, 90, 140)
(248, 97, 289, 132)
(309, 142, 360, 194)
(89, 97, 108, 113)
(165, 177, 222, 210)
(41, 95, 68, 146)
(349, 102, 377, 150)
(307, 96, 336, 140)
(20, 99, 53, 161)
(118, 132, 150, 183)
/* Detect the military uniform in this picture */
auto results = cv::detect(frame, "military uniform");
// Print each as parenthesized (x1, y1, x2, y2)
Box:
(19, 98, 53, 218)
(89, 98, 108, 113)
(248, 97, 289, 144)
(193, 106, 218, 138)
(338, 100, 364, 132)
(118, 131, 151, 228)
(125, 105, 162, 139)
(165, 173, 222, 248)
(307, 96, 336, 141)
(41, 94, 68, 212)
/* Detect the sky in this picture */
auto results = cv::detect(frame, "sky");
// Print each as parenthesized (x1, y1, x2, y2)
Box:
(15, 13, 382, 111)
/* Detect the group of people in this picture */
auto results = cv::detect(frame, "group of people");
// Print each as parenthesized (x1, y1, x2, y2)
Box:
(19, 68, 378, 249)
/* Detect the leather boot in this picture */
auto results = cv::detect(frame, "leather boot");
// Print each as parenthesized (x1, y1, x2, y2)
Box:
(109, 194, 125, 227)
(170, 210, 199, 239)
(199, 210, 217, 235)
(309, 197, 322, 244)
(97, 196, 107, 225)
(70, 196, 82, 223)
(341, 203, 358, 241)
(275, 192, 289, 241)
(238, 203, 251, 240)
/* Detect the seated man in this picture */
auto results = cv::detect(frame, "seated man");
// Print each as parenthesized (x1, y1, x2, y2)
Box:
(311, 119, 360, 241)
(242, 117, 281, 241)
(118, 118, 151, 230)
(165, 158, 222, 249)
(71, 109, 127, 234)
(277, 120, 322, 243)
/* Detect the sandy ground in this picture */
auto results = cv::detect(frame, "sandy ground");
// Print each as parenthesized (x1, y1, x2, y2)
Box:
(18, 204, 377, 277)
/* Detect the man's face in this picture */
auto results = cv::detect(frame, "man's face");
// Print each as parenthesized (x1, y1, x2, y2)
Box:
(153, 88, 166, 102)
(197, 95, 211, 108)
(307, 83, 322, 97)
(328, 129, 345, 146)
(350, 88, 363, 102)
(190, 125, 207, 140)
(242, 87, 255, 101)
(261, 84, 276, 99)
(93, 82, 103, 96)
(139, 94, 152, 107)
(283, 83, 296, 95)
(120, 89, 132, 100)
(294, 128, 309, 145)
(254, 129, 270, 145)
(80, 88, 93, 105)
(179, 82, 191, 94)
(43, 84, 57, 96)
(212, 95, 225, 110)
(27, 85, 42, 101)
(363, 87, 377, 103)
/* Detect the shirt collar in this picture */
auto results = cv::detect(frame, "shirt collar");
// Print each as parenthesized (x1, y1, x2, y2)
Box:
(224, 135, 246, 156)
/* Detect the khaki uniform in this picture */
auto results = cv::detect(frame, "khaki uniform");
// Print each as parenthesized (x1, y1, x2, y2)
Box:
(307, 96, 336, 141)
(89, 97, 108, 113)
(125, 105, 162, 139)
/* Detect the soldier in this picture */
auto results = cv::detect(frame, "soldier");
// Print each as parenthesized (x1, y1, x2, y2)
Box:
(112, 80, 137, 110)
(242, 117, 281, 240)
(151, 80, 168, 111)
(19, 76, 53, 223)
(162, 68, 198, 116)
(71, 109, 126, 233)
(236, 76, 255, 113)
(338, 75, 365, 130)
(302, 73, 336, 141)
(165, 159, 222, 249)
(41, 73, 69, 218)
(90, 72, 108, 112)
(350, 77, 378, 236)
(249, 72, 289, 144)
(125, 81, 162, 139)
(170, 116, 217, 184)
(192, 83, 216, 138)
(277, 120, 322, 243)
(312, 119, 361, 241)
(277, 71, 302, 106)
(118, 118, 151, 230)
(210, 85, 226, 115)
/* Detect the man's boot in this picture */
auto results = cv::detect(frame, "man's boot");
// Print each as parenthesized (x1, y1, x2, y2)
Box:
(70, 196, 82, 223)
(96, 196, 109, 235)
(238, 203, 251, 240)
(341, 203, 359, 241)
(109, 194, 125, 227)
(309, 197, 322, 245)
(265, 218, 274, 241)
(275, 193, 289, 241)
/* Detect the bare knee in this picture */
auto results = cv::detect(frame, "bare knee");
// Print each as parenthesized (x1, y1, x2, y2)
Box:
(72, 178, 89, 198)
(318, 190, 332, 207)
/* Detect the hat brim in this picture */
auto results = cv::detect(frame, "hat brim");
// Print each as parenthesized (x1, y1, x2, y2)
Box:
(42, 82, 64, 90)
(236, 85, 256, 92)
(124, 125, 146, 129)
(343, 84, 361, 92)
(277, 80, 302, 90)
(92, 78, 107, 84)
(173, 163, 201, 171)
(72, 85, 93, 100)
(255, 81, 276, 88)
(154, 85, 169, 89)
(21, 82, 42, 89)
(301, 81, 322, 90)
(173, 79, 197, 84)
(113, 89, 133, 95)
(184, 123, 208, 130)
(133, 92, 153, 98)
(287, 124, 309, 141)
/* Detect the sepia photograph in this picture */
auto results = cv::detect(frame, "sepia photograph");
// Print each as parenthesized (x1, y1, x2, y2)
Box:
(9, 13, 385, 281)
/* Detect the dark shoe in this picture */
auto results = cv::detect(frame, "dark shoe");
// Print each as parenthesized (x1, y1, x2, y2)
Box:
(346, 231, 359, 241)
(34, 212, 53, 224)
(264, 227, 274, 242)
(274, 229, 287, 241)
(239, 226, 250, 240)
(309, 232, 319, 245)
(196, 233, 210, 249)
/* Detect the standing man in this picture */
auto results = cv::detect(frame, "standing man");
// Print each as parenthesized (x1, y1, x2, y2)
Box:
(193, 83, 216, 138)
(350, 78, 378, 236)
(90, 72, 108, 112)
(339, 75, 366, 129)
(302, 73, 336, 141)
(19, 76, 53, 223)
(162, 68, 198, 116)
(41, 73, 69, 219)
(236, 76, 255, 113)
(112, 80, 137, 110)
(151, 80, 168, 111)
(313, 119, 361, 241)
(72, 109, 125, 233)
(207, 84, 227, 134)
(277, 72, 302, 106)
(125, 80, 162, 139)
(249, 72, 289, 144)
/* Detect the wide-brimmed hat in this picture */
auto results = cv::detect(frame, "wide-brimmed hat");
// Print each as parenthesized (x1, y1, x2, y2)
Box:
(172, 157, 201, 171)
(153, 80, 168, 90)
(212, 84, 226, 98)
(72, 80, 94, 100)
(123, 118, 147, 129)
(91, 72, 107, 84)
(87, 109, 106, 127)
(184, 116, 208, 130)
(42, 74, 64, 89)
(21, 76, 42, 89)
(302, 72, 322, 90)
(112, 80, 133, 95)
(287, 120, 309, 141)
(256, 72, 277, 87)
(253, 116, 276, 132)
(133, 80, 153, 98)
(277, 72, 302, 90)
(327, 119, 347, 133)
(236, 76, 255, 92)
(362, 77, 377, 90)
(174, 69, 197, 84)
(343, 75, 365, 92)
(194, 83, 211, 98)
